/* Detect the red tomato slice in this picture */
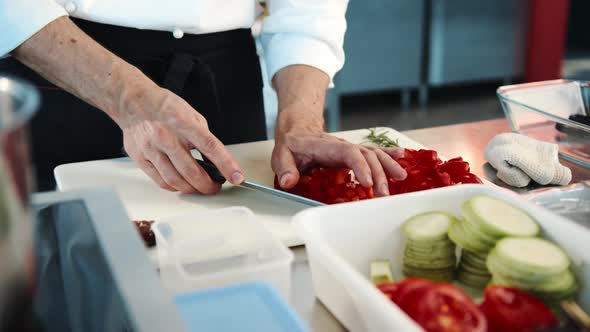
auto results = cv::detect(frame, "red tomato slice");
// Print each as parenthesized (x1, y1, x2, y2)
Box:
(393, 278, 435, 309)
(480, 286, 557, 332)
(377, 282, 402, 301)
(410, 284, 487, 332)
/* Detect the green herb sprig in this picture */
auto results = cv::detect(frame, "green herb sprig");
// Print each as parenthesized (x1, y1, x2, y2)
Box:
(364, 128, 400, 147)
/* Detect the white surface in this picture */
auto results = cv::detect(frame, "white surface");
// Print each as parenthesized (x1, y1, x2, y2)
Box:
(154, 207, 293, 300)
(54, 128, 429, 247)
(294, 184, 590, 332)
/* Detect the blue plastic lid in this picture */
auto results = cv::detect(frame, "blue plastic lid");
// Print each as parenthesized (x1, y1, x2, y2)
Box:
(175, 282, 310, 332)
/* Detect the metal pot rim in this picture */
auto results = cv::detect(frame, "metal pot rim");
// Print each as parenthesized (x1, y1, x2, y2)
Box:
(0, 76, 40, 131)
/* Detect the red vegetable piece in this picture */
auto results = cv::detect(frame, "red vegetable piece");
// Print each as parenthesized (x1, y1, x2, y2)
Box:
(440, 160, 471, 181)
(459, 173, 483, 184)
(335, 169, 351, 185)
(410, 283, 487, 332)
(396, 158, 414, 170)
(480, 286, 558, 332)
(435, 171, 451, 186)
(393, 278, 435, 309)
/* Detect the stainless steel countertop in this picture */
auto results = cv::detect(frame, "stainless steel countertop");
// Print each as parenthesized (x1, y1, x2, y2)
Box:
(290, 118, 590, 331)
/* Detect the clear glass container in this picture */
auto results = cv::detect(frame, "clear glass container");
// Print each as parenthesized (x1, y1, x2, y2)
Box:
(497, 79, 590, 168)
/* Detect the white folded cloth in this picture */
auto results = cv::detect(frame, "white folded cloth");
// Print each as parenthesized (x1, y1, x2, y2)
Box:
(484, 133, 572, 188)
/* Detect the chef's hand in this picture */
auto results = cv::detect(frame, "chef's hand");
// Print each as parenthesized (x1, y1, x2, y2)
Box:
(270, 65, 407, 197)
(272, 119, 407, 197)
(120, 87, 244, 194)
(13, 17, 243, 194)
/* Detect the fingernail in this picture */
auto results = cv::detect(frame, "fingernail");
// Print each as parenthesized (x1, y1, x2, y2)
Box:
(396, 168, 408, 180)
(365, 175, 373, 187)
(381, 183, 390, 196)
(231, 172, 244, 184)
(281, 173, 293, 187)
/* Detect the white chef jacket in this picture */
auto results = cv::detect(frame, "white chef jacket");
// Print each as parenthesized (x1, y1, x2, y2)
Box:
(0, 0, 347, 82)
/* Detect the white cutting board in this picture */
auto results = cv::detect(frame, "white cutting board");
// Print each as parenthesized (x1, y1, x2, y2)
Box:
(55, 128, 429, 247)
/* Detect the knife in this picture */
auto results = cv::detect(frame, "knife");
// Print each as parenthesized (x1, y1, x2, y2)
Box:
(196, 159, 325, 207)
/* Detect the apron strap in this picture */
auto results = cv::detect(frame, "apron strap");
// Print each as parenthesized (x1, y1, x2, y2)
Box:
(162, 53, 195, 95)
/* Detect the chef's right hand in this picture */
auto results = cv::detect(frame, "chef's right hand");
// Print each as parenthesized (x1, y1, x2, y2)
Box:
(119, 86, 244, 194)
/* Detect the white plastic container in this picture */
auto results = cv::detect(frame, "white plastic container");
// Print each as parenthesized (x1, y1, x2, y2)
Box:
(294, 184, 590, 332)
(153, 207, 293, 300)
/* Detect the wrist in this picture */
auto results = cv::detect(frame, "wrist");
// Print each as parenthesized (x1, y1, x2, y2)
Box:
(111, 64, 159, 126)
(276, 106, 325, 137)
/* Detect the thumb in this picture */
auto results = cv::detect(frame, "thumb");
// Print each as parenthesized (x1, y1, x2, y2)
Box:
(271, 144, 300, 189)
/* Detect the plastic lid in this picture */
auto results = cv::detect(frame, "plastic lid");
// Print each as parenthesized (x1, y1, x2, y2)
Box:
(153, 207, 291, 281)
(175, 282, 309, 332)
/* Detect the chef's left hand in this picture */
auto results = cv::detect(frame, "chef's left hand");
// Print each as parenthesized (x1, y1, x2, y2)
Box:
(270, 65, 407, 197)
(272, 118, 407, 197)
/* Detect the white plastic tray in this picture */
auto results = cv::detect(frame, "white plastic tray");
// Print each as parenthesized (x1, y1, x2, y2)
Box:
(294, 184, 590, 332)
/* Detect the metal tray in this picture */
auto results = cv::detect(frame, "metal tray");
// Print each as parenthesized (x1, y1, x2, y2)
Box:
(523, 181, 590, 226)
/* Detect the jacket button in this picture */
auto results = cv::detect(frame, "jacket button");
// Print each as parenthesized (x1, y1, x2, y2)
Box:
(173, 28, 184, 39)
(65, 1, 77, 13)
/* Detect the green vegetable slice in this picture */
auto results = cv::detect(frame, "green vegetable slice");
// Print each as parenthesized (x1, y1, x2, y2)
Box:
(463, 195, 540, 237)
(403, 212, 455, 242)
(490, 238, 570, 278)
(448, 220, 492, 253)
(370, 260, 394, 285)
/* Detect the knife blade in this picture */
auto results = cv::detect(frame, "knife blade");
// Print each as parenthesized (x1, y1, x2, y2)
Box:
(196, 159, 325, 207)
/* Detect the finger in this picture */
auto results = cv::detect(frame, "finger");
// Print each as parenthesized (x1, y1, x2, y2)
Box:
(361, 149, 389, 196)
(187, 128, 244, 185)
(136, 158, 175, 191)
(167, 146, 221, 194)
(147, 151, 195, 193)
(340, 146, 373, 188)
(374, 148, 407, 181)
(271, 144, 300, 189)
(380, 147, 405, 159)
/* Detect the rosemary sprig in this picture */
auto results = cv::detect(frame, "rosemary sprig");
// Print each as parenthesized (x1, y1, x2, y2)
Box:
(364, 128, 400, 147)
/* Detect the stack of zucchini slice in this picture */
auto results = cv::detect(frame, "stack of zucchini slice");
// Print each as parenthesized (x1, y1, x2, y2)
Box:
(448, 195, 540, 287)
(402, 212, 457, 282)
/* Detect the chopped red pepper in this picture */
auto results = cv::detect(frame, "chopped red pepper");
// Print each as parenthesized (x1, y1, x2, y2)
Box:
(274, 148, 481, 204)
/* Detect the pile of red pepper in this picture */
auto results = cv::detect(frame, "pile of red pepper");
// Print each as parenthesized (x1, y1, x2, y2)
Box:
(389, 149, 482, 195)
(274, 149, 482, 204)
(274, 167, 375, 204)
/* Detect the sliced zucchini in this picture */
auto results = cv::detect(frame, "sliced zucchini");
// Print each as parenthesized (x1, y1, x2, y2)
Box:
(459, 259, 490, 277)
(457, 269, 492, 288)
(461, 251, 488, 268)
(402, 266, 455, 282)
(463, 195, 540, 238)
(404, 247, 455, 259)
(370, 260, 394, 285)
(461, 217, 500, 247)
(403, 212, 455, 242)
(491, 238, 570, 278)
(448, 220, 492, 253)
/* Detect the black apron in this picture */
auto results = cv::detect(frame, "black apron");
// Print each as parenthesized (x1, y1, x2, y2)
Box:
(0, 18, 267, 191)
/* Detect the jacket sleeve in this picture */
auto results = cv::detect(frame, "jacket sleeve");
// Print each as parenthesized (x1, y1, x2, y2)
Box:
(259, 0, 348, 86)
(0, 0, 67, 56)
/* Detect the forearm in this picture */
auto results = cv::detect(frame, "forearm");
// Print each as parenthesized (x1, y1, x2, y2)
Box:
(12, 16, 153, 125)
(273, 64, 329, 134)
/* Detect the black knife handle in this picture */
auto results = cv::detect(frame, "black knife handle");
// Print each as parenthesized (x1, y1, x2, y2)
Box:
(196, 159, 227, 184)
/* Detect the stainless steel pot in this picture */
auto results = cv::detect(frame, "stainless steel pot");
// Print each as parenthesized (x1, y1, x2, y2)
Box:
(0, 76, 39, 329)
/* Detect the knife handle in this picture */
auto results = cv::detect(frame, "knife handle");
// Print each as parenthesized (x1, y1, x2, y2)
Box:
(196, 159, 227, 184)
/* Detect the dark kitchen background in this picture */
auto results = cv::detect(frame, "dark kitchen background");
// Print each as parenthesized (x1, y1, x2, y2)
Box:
(261, 0, 586, 134)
